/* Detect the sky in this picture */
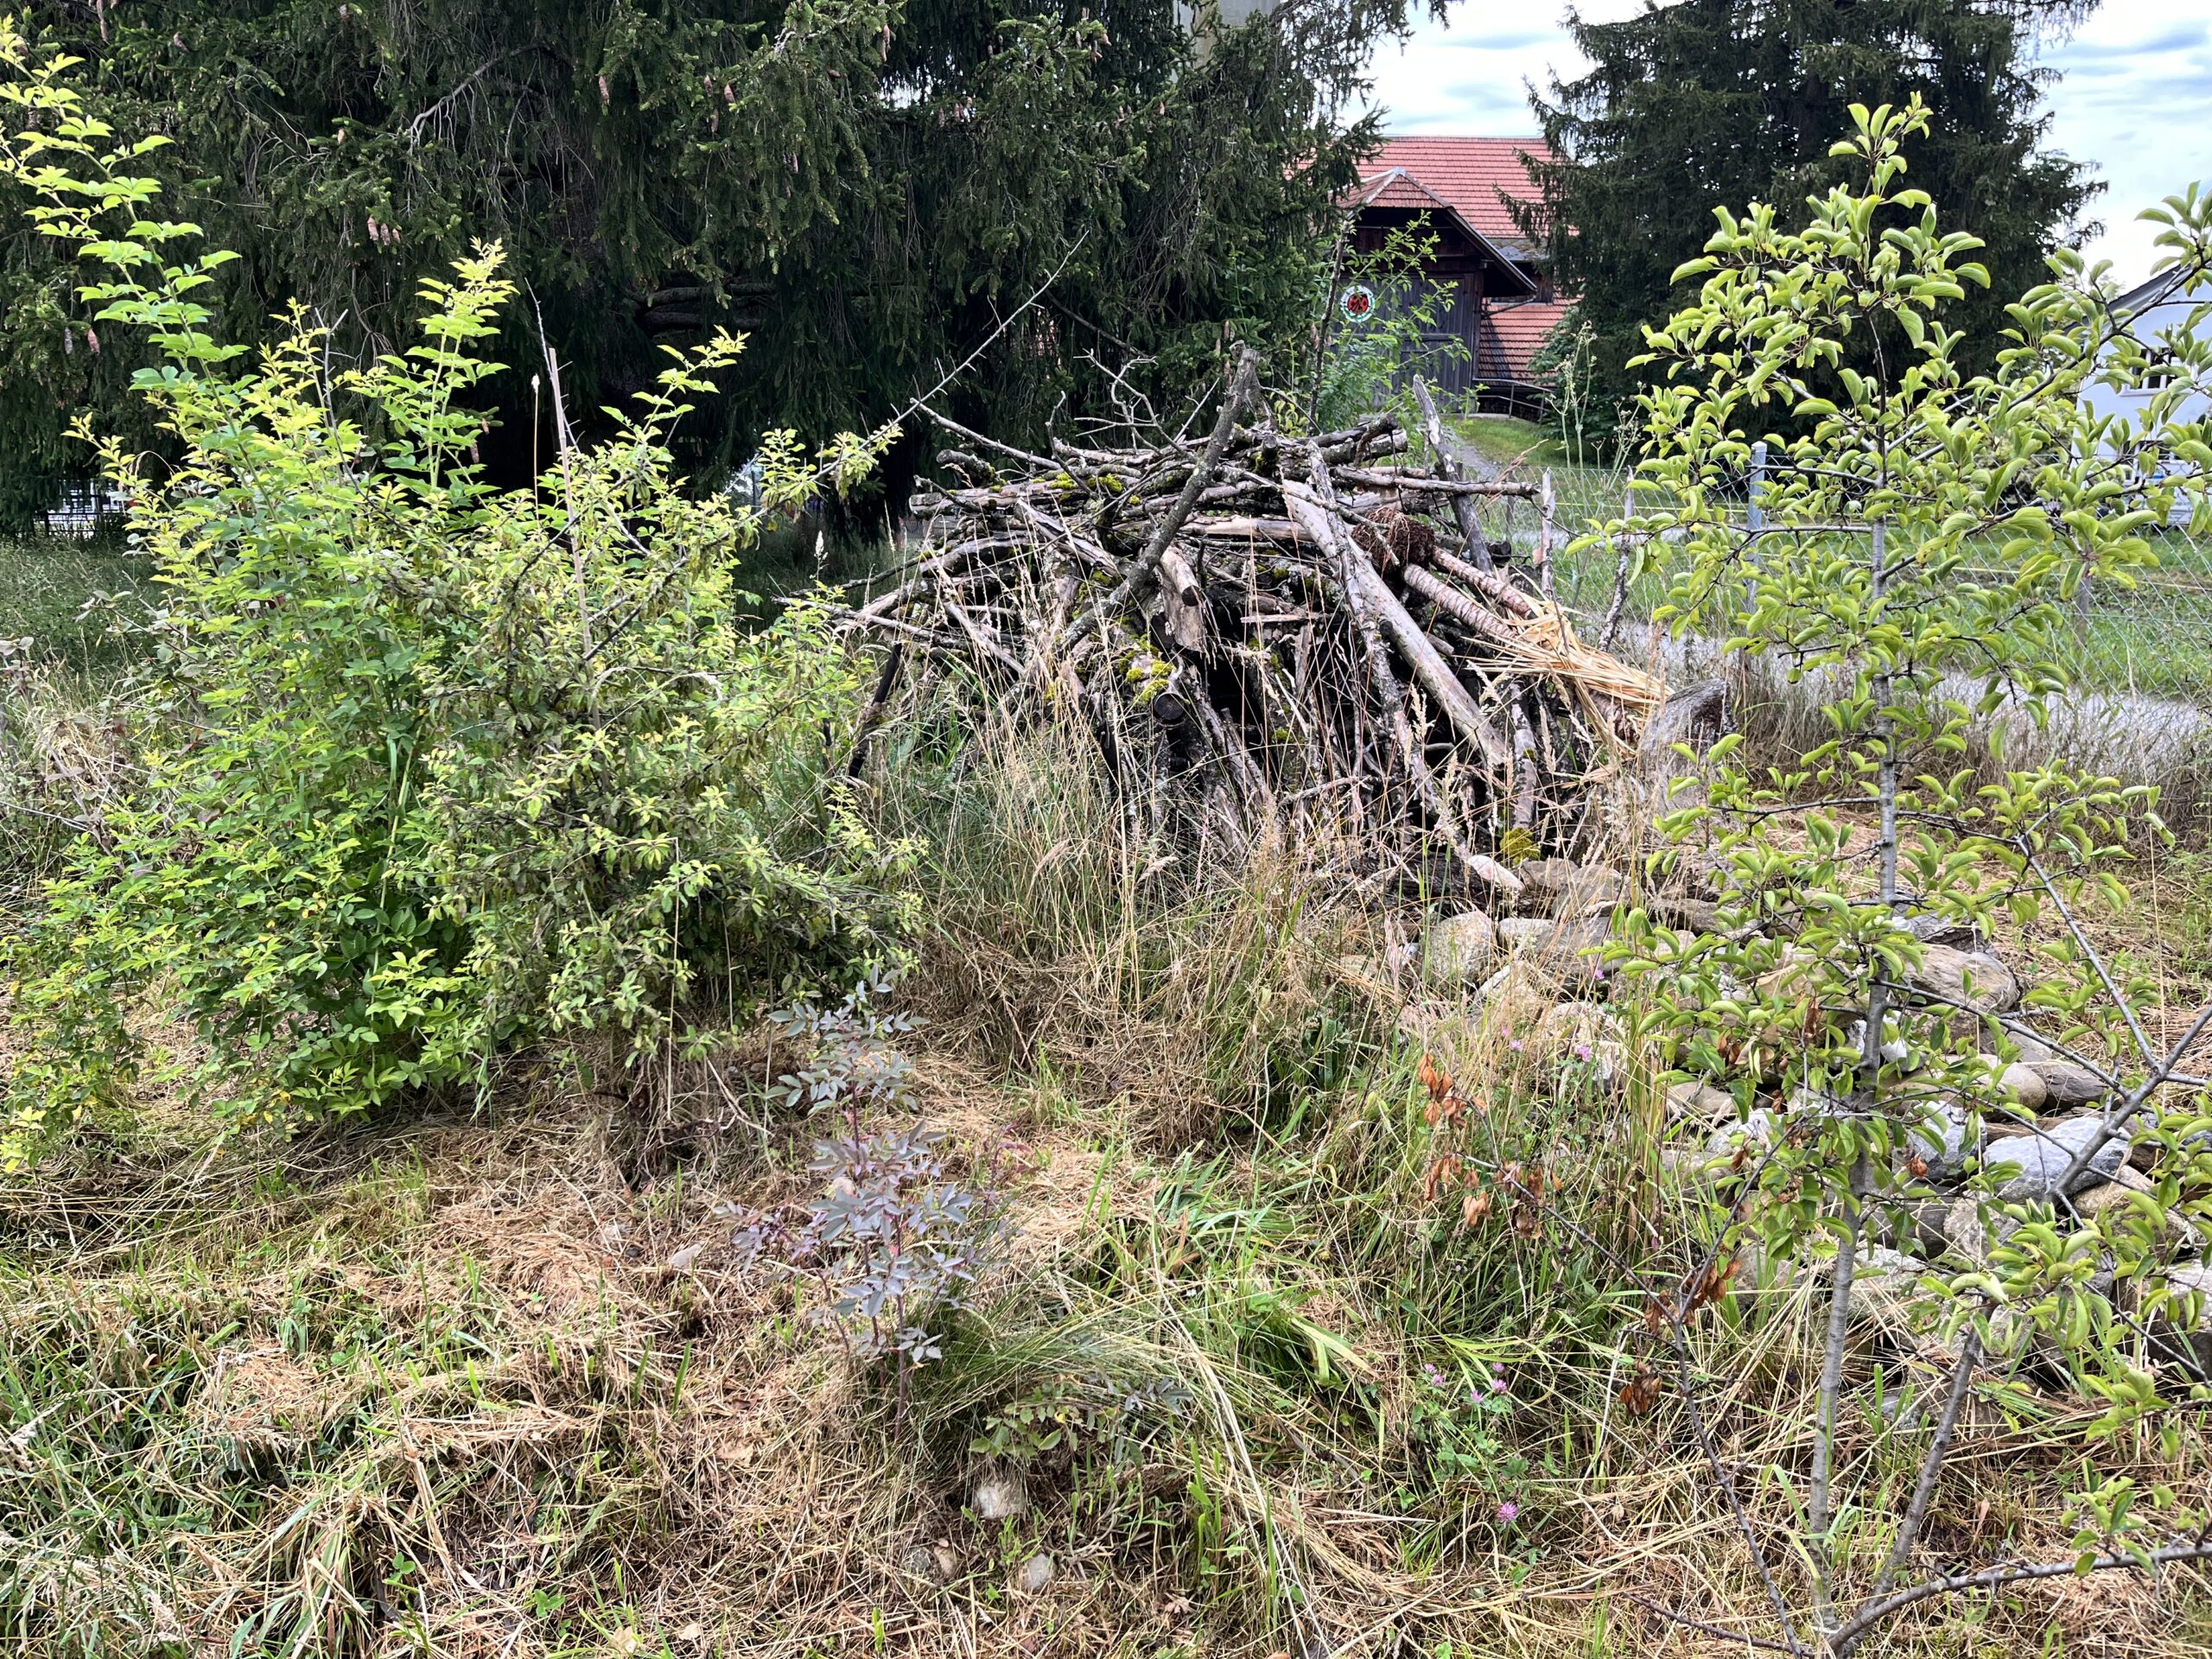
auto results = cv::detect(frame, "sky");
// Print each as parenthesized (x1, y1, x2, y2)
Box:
(1362, 0, 2212, 288)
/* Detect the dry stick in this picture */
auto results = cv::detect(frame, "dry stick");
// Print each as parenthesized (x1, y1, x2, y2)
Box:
(1536, 468, 1558, 601)
(1332, 467, 1536, 497)
(531, 306, 592, 663)
(1283, 468, 1511, 776)
(1280, 461, 1516, 892)
(1155, 545, 1209, 653)
(1428, 543, 1540, 618)
(1600, 486, 1636, 650)
(1508, 701, 1539, 832)
(921, 405, 1058, 472)
(1400, 563, 1523, 648)
(1830, 1540, 2212, 1659)
(844, 637, 907, 779)
(1615, 1591, 1796, 1656)
(2024, 845, 2159, 1071)
(1084, 346, 1261, 632)
(1410, 375, 1495, 571)
(1869, 1325, 1984, 1595)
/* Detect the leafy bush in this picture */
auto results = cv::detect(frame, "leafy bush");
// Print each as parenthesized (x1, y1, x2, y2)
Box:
(0, 31, 913, 1160)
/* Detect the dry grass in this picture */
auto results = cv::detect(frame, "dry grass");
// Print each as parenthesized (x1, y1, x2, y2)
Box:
(3, 1034, 2204, 1657)
(1, 712, 2209, 1657)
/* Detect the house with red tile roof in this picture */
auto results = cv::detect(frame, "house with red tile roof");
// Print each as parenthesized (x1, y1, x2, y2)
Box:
(1348, 137, 1570, 416)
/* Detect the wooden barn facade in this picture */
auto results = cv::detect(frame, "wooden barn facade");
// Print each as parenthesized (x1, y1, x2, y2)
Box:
(1348, 137, 1570, 416)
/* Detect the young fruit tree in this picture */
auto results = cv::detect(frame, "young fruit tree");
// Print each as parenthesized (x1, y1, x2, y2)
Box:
(1615, 100, 2212, 1653)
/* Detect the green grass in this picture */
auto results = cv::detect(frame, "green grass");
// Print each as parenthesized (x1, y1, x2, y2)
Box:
(0, 532, 153, 674)
(1451, 412, 1582, 474)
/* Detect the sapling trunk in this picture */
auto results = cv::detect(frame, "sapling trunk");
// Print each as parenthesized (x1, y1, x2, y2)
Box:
(1809, 1145, 1866, 1638)
(1814, 524, 1896, 1637)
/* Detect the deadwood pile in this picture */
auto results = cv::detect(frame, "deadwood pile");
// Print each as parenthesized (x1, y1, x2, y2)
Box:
(845, 358, 1662, 894)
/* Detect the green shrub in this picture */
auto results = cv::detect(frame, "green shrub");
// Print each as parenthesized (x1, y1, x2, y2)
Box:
(0, 30, 913, 1160)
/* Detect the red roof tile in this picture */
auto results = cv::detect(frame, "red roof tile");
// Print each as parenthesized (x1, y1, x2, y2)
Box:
(1358, 137, 1554, 249)
(1485, 298, 1574, 381)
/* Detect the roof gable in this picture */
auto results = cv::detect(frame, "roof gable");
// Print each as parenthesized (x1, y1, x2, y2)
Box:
(1357, 137, 1553, 249)
(1349, 164, 1540, 297)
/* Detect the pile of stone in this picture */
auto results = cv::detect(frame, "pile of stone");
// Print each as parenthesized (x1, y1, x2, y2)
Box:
(1395, 858, 2212, 1380)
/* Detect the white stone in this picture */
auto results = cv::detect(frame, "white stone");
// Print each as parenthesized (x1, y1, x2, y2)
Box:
(1016, 1553, 1055, 1594)
(1497, 916, 1559, 951)
(1421, 910, 1497, 987)
(971, 1467, 1028, 1520)
(1668, 1080, 1735, 1125)
(1993, 1062, 2046, 1113)
(1911, 944, 2020, 1014)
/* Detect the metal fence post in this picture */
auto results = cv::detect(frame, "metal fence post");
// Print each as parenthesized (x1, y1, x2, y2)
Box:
(1745, 440, 1766, 617)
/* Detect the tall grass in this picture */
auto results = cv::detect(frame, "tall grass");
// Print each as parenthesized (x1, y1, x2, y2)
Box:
(1, 541, 2208, 1655)
(876, 705, 1380, 1140)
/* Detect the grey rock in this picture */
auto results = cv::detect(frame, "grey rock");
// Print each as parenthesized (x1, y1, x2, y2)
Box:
(1911, 944, 2019, 1014)
(1643, 679, 1730, 755)
(1904, 1200, 1955, 1259)
(1942, 1196, 2010, 1266)
(1984, 1116, 2130, 1201)
(1844, 1245, 1927, 1330)
(1650, 892, 1723, 935)
(1015, 1553, 1056, 1594)
(1986, 1027, 2057, 1065)
(1537, 1000, 1624, 1050)
(1512, 857, 1584, 910)
(2024, 1058, 2111, 1107)
(1657, 1144, 1719, 1187)
(1421, 909, 1497, 987)
(1904, 1100, 1979, 1183)
(970, 1466, 1028, 1521)
(1497, 913, 1612, 976)
(1668, 1080, 1736, 1126)
(1993, 1062, 2047, 1114)
(1548, 864, 1629, 919)
(1906, 913, 1985, 950)
(1472, 962, 1557, 1030)
(1497, 915, 1558, 950)
(1531, 1001, 1626, 1087)
(2076, 1168, 2196, 1249)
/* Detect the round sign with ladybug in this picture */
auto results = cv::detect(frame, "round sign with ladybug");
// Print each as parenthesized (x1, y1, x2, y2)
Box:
(1339, 284, 1376, 321)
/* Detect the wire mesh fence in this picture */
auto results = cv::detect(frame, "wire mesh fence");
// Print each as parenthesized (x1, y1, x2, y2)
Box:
(1478, 454, 2212, 714)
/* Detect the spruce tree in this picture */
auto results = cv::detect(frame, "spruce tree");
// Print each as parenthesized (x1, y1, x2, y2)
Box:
(0, 1, 1413, 521)
(1522, 0, 2100, 429)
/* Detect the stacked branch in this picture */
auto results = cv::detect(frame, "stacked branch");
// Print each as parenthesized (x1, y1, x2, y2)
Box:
(845, 364, 1662, 888)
